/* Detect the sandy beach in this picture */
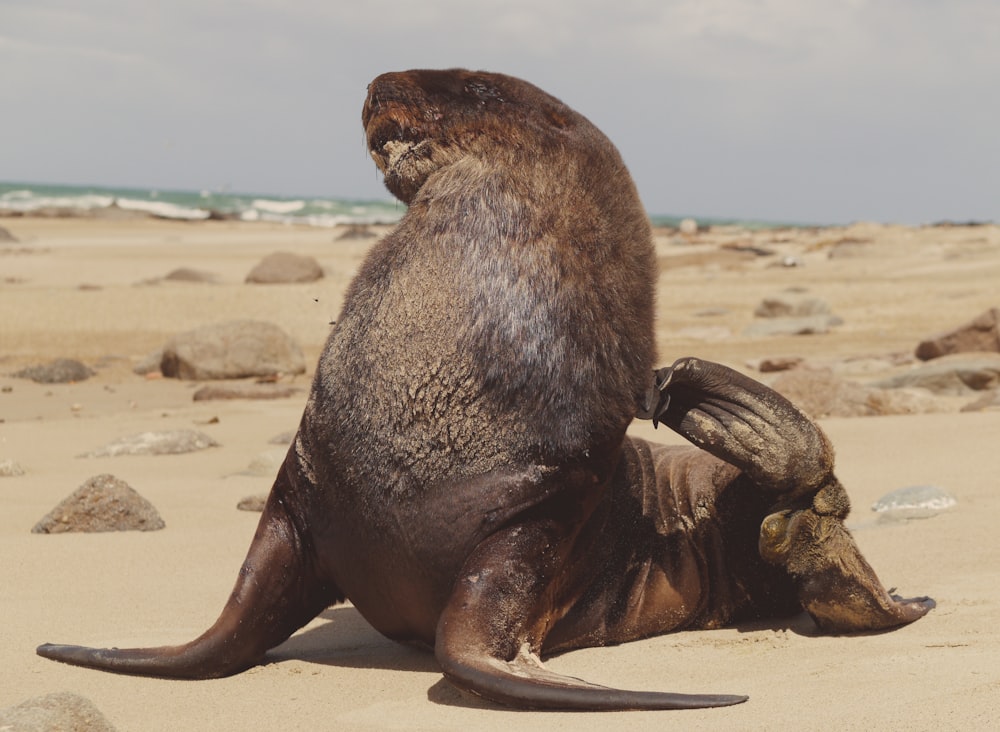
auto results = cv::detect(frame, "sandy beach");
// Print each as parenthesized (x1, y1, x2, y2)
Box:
(2, 215, 998, 730)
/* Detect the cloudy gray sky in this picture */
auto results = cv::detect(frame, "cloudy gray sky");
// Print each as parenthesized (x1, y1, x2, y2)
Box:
(3, 0, 997, 224)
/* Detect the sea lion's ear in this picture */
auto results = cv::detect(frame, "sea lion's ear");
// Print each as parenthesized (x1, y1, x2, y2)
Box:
(640, 357, 833, 501)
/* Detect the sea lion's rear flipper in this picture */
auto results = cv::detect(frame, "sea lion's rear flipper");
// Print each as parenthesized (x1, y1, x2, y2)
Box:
(435, 521, 746, 710)
(37, 453, 342, 678)
(643, 356, 933, 632)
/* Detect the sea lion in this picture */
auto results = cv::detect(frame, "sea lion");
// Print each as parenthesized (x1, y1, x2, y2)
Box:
(37, 69, 933, 711)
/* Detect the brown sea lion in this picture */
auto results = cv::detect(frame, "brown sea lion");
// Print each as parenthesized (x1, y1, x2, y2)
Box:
(37, 69, 933, 711)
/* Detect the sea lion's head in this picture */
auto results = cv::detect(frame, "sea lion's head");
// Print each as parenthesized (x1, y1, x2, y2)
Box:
(363, 69, 584, 204)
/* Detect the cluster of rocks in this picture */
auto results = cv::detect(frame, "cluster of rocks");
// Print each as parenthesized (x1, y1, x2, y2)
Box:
(758, 306, 1000, 418)
(11, 251, 323, 387)
(140, 251, 325, 287)
(19, 423, 291, 531)
(746, 292, 843, 337)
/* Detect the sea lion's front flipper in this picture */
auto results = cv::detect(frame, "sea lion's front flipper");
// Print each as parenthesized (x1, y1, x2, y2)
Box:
(37, 450, 342, 678)
(643, 356, 933, 632)
(642, 356, 833, 503)
(435, 519, 746, 710)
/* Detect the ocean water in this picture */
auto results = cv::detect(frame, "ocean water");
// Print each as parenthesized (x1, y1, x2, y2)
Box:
(0, 181, 405, 227)
(0, 181, 800, 230)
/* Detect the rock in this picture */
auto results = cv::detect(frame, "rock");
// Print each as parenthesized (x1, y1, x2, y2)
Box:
(160, 319, 306, 380)
(0, 458, 26, 476)
(79, 429, 219, 457)
(0, 691, 117, 731)
(754, 294, 831, 318)
(163, 267, 218, 283)
(872, 353, 1000, 395)
(32, 474, 165, 534)
(770, 367, 942, 418)
(132, 349, 163, 376)
(871, 485, 957, 521)
(192, 384, 301, 401)
(0, 225, 18, 243)
(915, 307, 1000, 360)
(961, 389, 1000, 412)
(758, 356, 804, 373)
(744, 315, 843, 337)
(245, 251, 323, 284)
(12, 358, 95, 383)
(678, 218, 699, 235)
(237, 494, 268, 512)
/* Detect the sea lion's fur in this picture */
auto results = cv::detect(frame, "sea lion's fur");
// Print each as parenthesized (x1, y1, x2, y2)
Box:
(37, 69, 932, 711)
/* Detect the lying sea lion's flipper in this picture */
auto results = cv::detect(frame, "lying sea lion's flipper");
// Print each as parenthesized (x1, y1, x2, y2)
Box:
(37, 451, 342, 678)
(640, 356, 833, 504)
(434, 514, 747, 710)
(641, 356, 934, 633)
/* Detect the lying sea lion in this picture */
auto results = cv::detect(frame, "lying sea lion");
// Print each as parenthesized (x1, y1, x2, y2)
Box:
(37, 69, 933, 711)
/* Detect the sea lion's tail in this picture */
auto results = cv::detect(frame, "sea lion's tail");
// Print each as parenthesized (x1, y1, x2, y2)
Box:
(37, 453, 341, 679)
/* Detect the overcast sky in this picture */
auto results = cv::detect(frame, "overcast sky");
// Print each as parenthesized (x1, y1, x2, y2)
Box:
(3, 0, 997, 224)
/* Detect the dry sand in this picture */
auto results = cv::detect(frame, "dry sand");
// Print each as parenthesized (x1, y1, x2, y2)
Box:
(1, 216, 998, 730)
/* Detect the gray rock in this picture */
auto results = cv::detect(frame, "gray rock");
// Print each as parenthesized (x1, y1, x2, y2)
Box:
(915, 307, 1000, 360)
(163, 267, 218, 283)
(0, 692, 117, 731)
(79, 429, 219, 457)
(132, 349, 163, 376)
(160, 319, 306, 380)
(872, 353, 1000, 395)
(245, 251, 323, 284)
(12, 358, 95, 384)
(0, 457, 26, 476)
(871, 485, 957, 521)
(32, 474, 165, 534)
(237, 494, 268, 512)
